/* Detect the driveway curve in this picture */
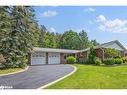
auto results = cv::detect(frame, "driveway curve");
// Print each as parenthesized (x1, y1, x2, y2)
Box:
(0, 64, 74, 89)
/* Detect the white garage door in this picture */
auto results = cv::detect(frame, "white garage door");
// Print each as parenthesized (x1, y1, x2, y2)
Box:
(48, 53, 60, 64)
(31, 52, 46, 65)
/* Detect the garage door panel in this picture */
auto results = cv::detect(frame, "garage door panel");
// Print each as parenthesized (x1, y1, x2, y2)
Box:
(48, 53, 60, 64)
(31, 52, 46, 65)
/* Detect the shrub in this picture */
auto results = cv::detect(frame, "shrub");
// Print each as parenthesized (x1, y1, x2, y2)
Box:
(104, 48, 119, 58)
(114, 58, 123, 64)
(114, 55, 121, 59)
(66, 56, 76, 64)
(19, 63, 27, 69)
(122, 57, 127, 63)
(103, 58, 115, 65)
(95, 57, 102, 65)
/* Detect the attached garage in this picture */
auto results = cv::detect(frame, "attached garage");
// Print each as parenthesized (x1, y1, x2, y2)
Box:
(30, 47, 79, 65)
(31, 52, 46, 65)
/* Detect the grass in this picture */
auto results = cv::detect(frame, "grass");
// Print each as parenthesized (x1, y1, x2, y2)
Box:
(46, 64, 127, 89)
(0, 68, 23, 75)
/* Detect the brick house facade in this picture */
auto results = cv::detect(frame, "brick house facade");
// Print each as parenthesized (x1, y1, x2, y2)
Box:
(30, 40, 126, 65)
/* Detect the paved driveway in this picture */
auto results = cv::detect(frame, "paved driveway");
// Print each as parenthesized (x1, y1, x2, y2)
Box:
(0, 64, 74, 89)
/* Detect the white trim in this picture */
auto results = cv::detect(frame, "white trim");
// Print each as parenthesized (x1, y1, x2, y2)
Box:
(38, 65, 77, 89)
(0, 66, 29, 77)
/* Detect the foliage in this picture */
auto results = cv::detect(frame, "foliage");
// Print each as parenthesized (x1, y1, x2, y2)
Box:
(104, 48, 119, 58)
(114, 55, 121, 59)
(122, 57, 127, 63)
(103, 58, 115, 65)
(60, 30, 81, 50)
(78, 30, 89, 49)
(95, 57, 102, 65)
(87, 47, 96, 64)
(114, 58, 123, 64)
(40, 32, 61, 48)
(0, 54, 6, 63)
(60, 30, 99, 50)
(89, 39, 99, 46)
(66, 56, 76, 64)
(19, 63, 27, 69)
(0, 6, 40, 68)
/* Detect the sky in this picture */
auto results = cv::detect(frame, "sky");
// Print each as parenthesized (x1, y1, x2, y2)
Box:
(34, 6, 127, 48)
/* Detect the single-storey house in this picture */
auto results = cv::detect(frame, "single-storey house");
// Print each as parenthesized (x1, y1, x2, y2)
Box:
(29, 40, 126, 65)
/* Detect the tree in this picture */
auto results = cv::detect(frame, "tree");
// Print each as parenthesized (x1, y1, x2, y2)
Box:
(90, 39, 99, 46)
(0, 6, 40, 68)
(54, 32, 62, 48)
(60, 30, 81, 50)
(38, 25, 47, 47)
(78, 30, 89, 49)
(38, 25, 62, 48)
(41, 32, 56, 48)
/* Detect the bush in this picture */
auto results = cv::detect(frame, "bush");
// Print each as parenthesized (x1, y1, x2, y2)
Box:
(104, 48, 119, 58)
(95, 57, 102, 65)
(19, 63, 27, 69)
(114, 58, 123, 64)
(103, 58, 115, 65)
(122, 57, 127, 63)
(66, 56, 76, 64)
(114, 55, 121, 59)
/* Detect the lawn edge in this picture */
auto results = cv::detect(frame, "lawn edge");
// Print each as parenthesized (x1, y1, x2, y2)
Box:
(0, 66, 29, 76)
(38, 64, 77, 89)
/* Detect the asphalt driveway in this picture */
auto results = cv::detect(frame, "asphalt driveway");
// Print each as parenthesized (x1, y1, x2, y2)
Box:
(0, 64, 74, 89)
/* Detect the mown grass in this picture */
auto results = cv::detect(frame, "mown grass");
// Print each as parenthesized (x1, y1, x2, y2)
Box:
(0, 68, 23, 75)
(46, 64, 127, 89)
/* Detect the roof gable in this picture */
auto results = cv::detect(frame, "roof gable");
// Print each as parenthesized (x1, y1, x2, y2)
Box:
(81, 40, 126, 52)
(99, 40, 126, 51)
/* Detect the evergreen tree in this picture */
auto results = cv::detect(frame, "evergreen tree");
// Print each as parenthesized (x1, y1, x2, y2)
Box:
(79, 30, 89, 49)
(0, 6, 40, 68)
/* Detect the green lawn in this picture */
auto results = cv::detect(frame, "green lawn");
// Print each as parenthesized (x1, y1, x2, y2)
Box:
(0, 68, 23, 75)
(46, 64, 127, 89)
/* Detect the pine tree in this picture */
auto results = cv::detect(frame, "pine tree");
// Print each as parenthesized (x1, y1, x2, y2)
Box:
(0, 6, 40, 68)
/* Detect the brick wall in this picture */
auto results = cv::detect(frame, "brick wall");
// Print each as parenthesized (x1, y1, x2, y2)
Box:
(77, 51, 87, 61)
(60, 53, 65, 64)
(120, 51, 125, 57)
(125, 53, 127, 56)
(95, 48, 104, 60)
(46, 53, 48, 64)
(81, 51, 88, 61)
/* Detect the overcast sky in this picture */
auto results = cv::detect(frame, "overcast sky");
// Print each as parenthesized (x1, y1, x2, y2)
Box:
(34, 6, 127, 48)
